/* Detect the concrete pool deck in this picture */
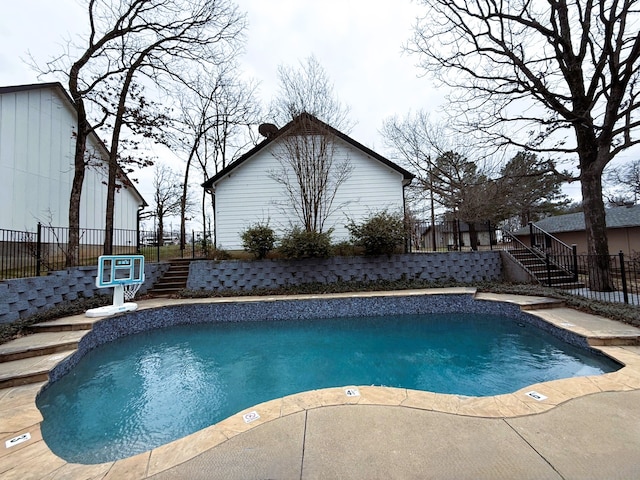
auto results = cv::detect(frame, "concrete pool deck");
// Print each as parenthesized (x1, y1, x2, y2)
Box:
(2, 288, 640, 479)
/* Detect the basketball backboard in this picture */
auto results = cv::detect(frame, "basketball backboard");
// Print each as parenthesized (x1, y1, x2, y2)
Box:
(87, 255, 146, 318)
(96, 255, 145, 288)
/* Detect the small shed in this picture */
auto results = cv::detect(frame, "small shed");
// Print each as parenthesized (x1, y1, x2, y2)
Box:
(202, 113, 414, 250)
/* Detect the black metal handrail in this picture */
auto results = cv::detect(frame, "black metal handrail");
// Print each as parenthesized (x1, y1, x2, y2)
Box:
(501, 229, 531, 251)
(528, 222, 578, 282)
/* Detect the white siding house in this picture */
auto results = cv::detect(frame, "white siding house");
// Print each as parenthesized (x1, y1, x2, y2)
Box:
(202, 113, 414, 250)
(0, 83, 146, 233)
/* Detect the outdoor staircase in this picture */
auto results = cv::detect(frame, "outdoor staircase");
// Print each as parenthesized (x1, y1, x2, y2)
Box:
(508, 248, 581, 287)
(504, 223, 584, 288)
(147, 259, 192, 297)
(0, 317, 94, 389)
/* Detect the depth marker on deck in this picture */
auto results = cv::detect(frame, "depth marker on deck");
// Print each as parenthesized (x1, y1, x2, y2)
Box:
(5, 432, 31, 449)
(243, 411, 260, 423)
(345, 388, 360, 397)
(525, 391, 548, 401)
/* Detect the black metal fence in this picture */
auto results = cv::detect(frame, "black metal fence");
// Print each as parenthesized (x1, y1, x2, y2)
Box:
(406, 219, 497, 252)
(137, 229, 213, 263)
(0, 224, 138, 280)
(0, 224, 214, 280)
(2, 222, 638, 307)
(501, 229, 639, 306)
(570, 253, 640, 306)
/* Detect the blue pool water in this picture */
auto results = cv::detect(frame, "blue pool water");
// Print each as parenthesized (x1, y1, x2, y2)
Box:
(37, 313, 619, 464)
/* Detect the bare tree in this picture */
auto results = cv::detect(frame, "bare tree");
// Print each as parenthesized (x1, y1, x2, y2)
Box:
(382, 112, 569, 246)
(172, 65, 261, 250)
(606, 159, 640, 204)
(40, 0, 246, 264)
(268, 113, 353, 233)
(408, 1, 640, 290)
(267, 57, 354, 233)
(382, 111, 455, 249)
(382, 111, 499, 248)
(271, 55, 353, 131)
(148, 164, 184, 245)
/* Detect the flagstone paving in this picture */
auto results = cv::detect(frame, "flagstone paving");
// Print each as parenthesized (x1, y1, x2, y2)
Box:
(2, 289, 640, 479)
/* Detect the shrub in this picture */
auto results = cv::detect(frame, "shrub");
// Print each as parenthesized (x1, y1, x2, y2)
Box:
(279, 227, 332, 259)
(241, 223, 277, 259)
(347, 210, 406, 255)
(331, 240, 357, 257)
(207, 247, 232, 261)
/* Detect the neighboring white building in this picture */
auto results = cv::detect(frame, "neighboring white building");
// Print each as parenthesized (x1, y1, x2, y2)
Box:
(202, 113, 414, 250)
(0, 82, 146, 233)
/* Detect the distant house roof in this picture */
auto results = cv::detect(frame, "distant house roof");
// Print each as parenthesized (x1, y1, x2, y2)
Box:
(513, 204, 640, 235)
(0, 82, 147, 207)
(423, 220, 492, 234)
(201, 112, 415, 190)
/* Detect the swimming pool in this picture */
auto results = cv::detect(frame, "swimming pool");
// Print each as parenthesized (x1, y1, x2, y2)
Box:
(38, 312, 619, 464)
(36, 294, 621, 464)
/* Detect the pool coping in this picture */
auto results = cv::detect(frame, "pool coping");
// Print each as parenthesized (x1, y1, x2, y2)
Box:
(2, 287, 640, 479)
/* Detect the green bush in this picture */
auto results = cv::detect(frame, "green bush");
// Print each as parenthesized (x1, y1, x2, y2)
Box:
(279, 227, 332, 259)
(347, 210, 406, 255)
(241, 223, 277, 259)
(207, 247, 232, 260)
(331, 240, 357, 257)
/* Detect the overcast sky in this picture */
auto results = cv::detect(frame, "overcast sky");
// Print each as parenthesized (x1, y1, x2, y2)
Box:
(1, 0, 450, 209)
(1, 0, 441, 147)
(1, 0, 595, 212)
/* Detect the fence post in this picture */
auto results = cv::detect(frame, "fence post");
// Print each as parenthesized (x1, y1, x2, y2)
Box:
(36, 222, 42, 276)
(488, 221, 493, 251)
(619, 251, 629, 304)
(572, 244, 578, 281)
(545, 252, 552, 287)
(528, 222, 534, 248)
(192, 231, 196, 259)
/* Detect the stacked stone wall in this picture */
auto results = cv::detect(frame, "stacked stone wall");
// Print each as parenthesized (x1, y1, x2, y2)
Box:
(0, 263, 167, 324)
(187, 252, 502, 292)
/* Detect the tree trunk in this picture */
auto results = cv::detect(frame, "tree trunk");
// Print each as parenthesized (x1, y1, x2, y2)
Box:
(67, 71, 88, 268)
(103, 158, 117, 255)
(104, 64, 139, 256)
(580, 168, 613, 291)
(468, 222, 478, 251)
(157, 216, 164, 247)
(68, 134, 86, 267)
(181, 143, 199, 254)
(180, 163, 190, 253)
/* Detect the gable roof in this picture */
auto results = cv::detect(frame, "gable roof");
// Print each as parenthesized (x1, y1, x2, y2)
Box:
(0, 82, 76, 103)
(0, 82, 147, 207)
(513, 204, 640, 235)
(201, 112, 415, 190)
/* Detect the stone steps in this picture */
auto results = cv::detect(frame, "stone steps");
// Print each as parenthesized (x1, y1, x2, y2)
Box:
(148, 259, 191, 296)
(507, 249, 581, 287)
(0, 350, 75, 389)
(0, 316, 94, 388)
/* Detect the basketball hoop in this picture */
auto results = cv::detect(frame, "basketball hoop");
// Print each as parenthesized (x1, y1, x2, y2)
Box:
(86, 255, 145, 318)
(123, 283, 142, 301)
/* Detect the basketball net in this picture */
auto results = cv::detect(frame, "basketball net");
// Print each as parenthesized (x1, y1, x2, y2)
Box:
(123, 283, 142, 301)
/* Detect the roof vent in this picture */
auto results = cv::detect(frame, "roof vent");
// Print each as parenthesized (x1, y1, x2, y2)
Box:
(258, 123, 278, 138)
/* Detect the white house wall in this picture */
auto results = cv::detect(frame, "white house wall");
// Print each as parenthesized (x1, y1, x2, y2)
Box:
(214, 136, 405, 249)
(0, 85, 143, 234)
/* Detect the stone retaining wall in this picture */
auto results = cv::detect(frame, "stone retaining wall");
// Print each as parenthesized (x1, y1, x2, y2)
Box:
(0, 263, 167, 324)
(1, 252, 503, 325)
(187, 251, 503, 292)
